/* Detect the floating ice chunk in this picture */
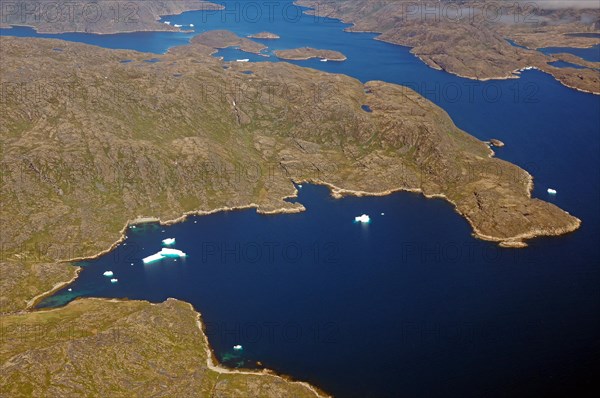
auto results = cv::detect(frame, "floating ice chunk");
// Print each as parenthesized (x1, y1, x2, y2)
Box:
(547, 188, 557, 195)
(143, 253, 164, 264)
(162, 238, 176, 246)
(354, 214, 371, 223)
(236, 59, 250, 62)
(164, 21, 171, 25)
(160, 248, 186, 258)
(233, 345, 243, 350)
(103, 271, 114, 277)
(110, 278, 118, 283)
(143, 248, 187, 264)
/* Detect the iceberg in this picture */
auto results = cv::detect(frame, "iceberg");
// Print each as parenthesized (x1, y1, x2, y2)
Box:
(160, 248, 186, 258)
(547, 188, 557, 195)
(233, 345, 243, 350)
(354, 214, 371, 223)
(143, 252, 164, 264)
(143, 248, 187, 264)
(110, 278, 118, 283)
(162, 238, 176, 246)
(103, 271, 114, 277)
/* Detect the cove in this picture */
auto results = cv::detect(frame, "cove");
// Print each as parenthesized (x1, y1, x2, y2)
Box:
(37, 184, 600, 397)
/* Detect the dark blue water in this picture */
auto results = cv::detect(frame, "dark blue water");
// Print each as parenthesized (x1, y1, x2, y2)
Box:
(6, 1, 599, 396)
(540, 44, 600, 63)
(548, 60, 587, 69)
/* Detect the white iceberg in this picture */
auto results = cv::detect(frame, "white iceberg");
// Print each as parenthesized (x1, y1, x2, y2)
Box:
(354, 214, 371, 223)
(143, 252, 165, 264)
(143, 248, 187, 264)
(236, 59, 250, 62)
(103, 271, 114, 277)
(547, 188, 557, 195)
(162, 238, 176, 246)
(233, 345, 243, 350)
(160, 248, 186, 258)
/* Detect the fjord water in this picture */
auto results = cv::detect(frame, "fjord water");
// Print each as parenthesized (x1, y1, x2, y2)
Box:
(7, 1, 599, 396)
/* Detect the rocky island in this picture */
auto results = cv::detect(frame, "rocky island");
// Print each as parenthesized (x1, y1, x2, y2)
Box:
(192, 30, 267, 54)
(248, 32, 281, 39)
(0, 32, 582, 395)
(274, 47, 347, 61)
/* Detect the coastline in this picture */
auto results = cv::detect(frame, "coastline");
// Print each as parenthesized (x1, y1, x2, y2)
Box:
(0, 2, 224, 35)
(19, 296, 330, 397)
(188, 300, 331, 398)
(296, 1, 600, 94)
(29, 169, 582, 310)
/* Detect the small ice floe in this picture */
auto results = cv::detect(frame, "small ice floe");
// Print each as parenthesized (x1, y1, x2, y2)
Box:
(174, 24, 182, 28)
(164, 21, 171, 25)
(110, 278, 118, 283)
(547, 188, 557, 195)
(354, 214, 371, 223)
(103, 271, 114, 277)
(233, 345, 243, 350)
(162, 238, 176, 246)
(236, 59, 250, 62)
